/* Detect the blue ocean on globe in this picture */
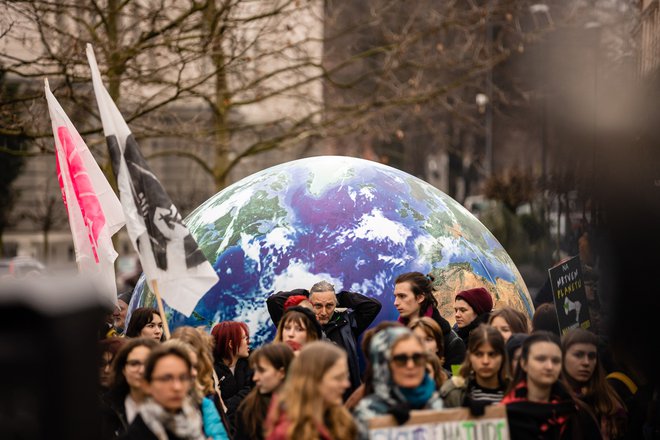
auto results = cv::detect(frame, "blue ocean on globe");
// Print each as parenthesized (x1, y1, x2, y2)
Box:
(131, 155, 532, 347)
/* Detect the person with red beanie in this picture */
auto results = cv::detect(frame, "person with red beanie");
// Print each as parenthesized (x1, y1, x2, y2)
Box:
(453, 287, 494, 346)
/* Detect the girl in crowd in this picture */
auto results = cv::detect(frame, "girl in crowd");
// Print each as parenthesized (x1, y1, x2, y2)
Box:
(265, 341, 356, 440)
(440, 324, 509, 409)
(562, 328, 627, 439)
(125, 307, 165, 342)
(99, 338, 127, 393)
(353, 327, 443, 440)
(121, 344, 206, 440)
(408, 317, 449, 386)
(488, 307, 530, 343)
(235, 343, 295, 440)
(273, 306, 323, 350)
(344, 321, 404, 411)
(101, 338, 159, 439)
(211, 321, 252, 424)
(505, 333, 529, 377)
(501, 331, 602, 439)
(393, 272, 465, 369)
(453, 287, 493, 346)
(170, 327, 230, 439)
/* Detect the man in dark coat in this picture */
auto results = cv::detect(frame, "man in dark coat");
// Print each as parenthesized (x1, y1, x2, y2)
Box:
(267, 281, 382, 399)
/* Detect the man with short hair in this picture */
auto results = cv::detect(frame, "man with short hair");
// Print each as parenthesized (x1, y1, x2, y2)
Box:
(267, 281, 382, 399)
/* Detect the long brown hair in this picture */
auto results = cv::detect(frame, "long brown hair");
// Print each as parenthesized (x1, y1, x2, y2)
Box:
(171, 326, 216, 396)
(562, 329, 626, 438)
(488, 307, 530, 334)
(459, 324, 509, 386)
(238, 343, 294, 439)
(266, 341, 357, 440)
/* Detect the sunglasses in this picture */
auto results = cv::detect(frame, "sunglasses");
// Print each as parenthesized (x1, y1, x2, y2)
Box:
(391, 352, 426, 367)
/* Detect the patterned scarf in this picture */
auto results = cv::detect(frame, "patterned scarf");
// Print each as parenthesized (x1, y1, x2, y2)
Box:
(138, 397, 206, 440)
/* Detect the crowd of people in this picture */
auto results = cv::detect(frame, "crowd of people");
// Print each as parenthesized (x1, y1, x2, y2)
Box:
(96, 273, 653, 439)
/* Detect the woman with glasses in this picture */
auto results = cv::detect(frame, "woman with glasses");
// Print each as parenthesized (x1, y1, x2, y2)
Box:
(440, 324, 509, 410)
(101, 338, 158, 439)
(210, 321, 252, 430)
(125, 307, 165, 342)
(120, 343, 206, 440)
(353, 327, 443, 440)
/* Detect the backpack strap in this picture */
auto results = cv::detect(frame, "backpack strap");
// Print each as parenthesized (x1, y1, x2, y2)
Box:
(607, 372, 638, 395)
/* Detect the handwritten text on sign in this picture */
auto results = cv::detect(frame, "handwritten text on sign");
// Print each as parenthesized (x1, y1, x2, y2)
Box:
(368, 406, 509, 440)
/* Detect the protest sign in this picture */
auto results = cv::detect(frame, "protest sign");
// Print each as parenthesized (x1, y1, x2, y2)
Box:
(548, 255, 591, 334)
(368, 405, 509, 440)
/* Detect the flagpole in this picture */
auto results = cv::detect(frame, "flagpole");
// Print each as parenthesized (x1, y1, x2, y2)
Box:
(152, 280, 171, 340)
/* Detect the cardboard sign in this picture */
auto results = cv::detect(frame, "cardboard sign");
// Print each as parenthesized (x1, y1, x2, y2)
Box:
(548, 255, 591, 334)
(368, 405, 509, 440)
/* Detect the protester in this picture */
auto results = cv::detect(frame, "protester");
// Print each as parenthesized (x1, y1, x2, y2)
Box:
(562, 328, 627, 439)
(353, 327, 443, 440)
(501, 331, 602, 439)
(171, 326, 231, 438)
(344, 321, 404, 411)
(210, 321, 252, 425)
(440, 324, 509, 411)
(163, 339, 229, 440)
(408, 316, 449, 385)
(505, 333, 529, 377)
(531, 303, 561, 336)
(453, 287, 494, 346)
(114, 291, 132, 334)
(125, 307, 165, 342)
(235, 343, 295, 440)
(393, 272, 465, 370)
(99, 338, 128, 392)
(265, 341, 356, 440)
(120, 343, 206, 440)
(267, 281, 382, 398)
(426, 354, 446, 391)
(273, 306, 322, 349)
(100, 338, 159, 439)
(488, 307, 530, 343)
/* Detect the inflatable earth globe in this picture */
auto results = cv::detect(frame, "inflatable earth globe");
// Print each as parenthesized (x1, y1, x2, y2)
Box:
(131, 155, 532, 346)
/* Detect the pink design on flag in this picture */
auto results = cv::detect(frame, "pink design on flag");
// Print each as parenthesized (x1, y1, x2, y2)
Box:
(55, 150, 68, 208)
(57, 126, 106, 263)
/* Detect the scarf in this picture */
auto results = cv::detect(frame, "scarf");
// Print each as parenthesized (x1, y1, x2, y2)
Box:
(397, 373, 436, 409)
(138, 397, 206, 440)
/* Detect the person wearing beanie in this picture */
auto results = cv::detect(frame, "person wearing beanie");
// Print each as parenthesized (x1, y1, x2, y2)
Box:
(505, 333, 529, 376)
(453, 287, 493, 346)
(282, 294, 312, 312)
(274, 305, 324, 348)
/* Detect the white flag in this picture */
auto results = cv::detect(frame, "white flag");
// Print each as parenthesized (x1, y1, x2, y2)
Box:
(86, 44, 219, 316)
(44, 79, 125, 305)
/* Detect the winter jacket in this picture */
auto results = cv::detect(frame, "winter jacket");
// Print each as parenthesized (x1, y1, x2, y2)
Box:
(501, 380, 602, 440)
(100, 390, 130, 440)
(212, 358, 253, 433)
(267, 288, 382, 398)
(353, 327, 443, 440)
(119, 414, 185, 440)
(200, 397, 229, 440)
(439, 375, 469, 408)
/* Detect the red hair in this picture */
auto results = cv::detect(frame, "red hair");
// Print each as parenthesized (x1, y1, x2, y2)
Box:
(211, 321, 249, 361)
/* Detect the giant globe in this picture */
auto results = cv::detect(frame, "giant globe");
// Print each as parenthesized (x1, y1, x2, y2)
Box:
(131, 155, 532, 346)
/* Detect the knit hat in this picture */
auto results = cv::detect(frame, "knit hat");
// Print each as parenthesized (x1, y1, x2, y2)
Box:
(455, 287, 493, 316)
(282, 306, 324, 339)
(506, 333, 529, 361)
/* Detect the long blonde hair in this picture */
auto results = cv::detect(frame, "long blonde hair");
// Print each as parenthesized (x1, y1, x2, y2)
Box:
(171, 326, 216, 396)
(266, 341, 356, 440)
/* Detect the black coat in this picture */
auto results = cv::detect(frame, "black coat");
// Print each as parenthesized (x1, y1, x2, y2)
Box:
(119, 414, 184, 440)
(212, 357, 253, 430)
(100, 390, 129, 440)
